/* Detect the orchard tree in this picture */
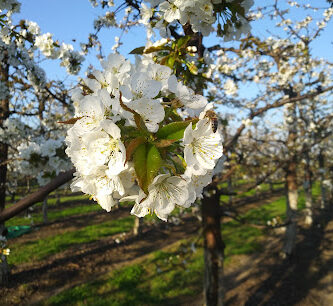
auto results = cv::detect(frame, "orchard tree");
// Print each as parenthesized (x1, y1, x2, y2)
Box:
(204, 1, 333, 257)
(0, 1, 332, 306)
(0, 0, 84, 282)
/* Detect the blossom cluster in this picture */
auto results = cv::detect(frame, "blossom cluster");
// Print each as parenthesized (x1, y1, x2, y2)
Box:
(0, 0, 20, 15)
(17, 137, 71, 186)
(65, 53, 223, 221)
(0, 5, 84, 77)
(33, 32, 84, 75)
(140, 0, 253, 38)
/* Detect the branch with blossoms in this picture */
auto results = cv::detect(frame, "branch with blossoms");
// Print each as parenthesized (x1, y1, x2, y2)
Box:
(224, 85, 333, 153)
(64, 53, 223, 221)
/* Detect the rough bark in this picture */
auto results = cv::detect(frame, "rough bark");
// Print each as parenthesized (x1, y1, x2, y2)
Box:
(0, 50, 10, 285)
(282, 101, 299, 257)
(283, 158, 298, 256)
(202, 187, 225, 306)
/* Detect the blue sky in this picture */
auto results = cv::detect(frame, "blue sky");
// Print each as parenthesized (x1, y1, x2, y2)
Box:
(14, 0, 333, 82)
(12, 0, 333, 129)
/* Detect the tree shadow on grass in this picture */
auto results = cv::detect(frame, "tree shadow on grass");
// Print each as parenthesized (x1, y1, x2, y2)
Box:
(241, 206, 333, 306)
(6, 216, 199, 299)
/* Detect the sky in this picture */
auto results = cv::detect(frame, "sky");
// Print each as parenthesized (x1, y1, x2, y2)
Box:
(11, 0, 333, 128)
(13, 0, 333, 80)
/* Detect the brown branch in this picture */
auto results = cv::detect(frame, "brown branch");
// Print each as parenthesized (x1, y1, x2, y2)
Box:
(224, 85, 333, 153)
(44, 86, 69, 107)
(0, 169, 74, 223)
(0, 157, 24, 167)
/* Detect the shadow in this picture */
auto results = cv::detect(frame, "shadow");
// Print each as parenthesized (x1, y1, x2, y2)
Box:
(36, 205, 131, 229)
(6, 216, 200, 296)
(240, 206, 333, 306)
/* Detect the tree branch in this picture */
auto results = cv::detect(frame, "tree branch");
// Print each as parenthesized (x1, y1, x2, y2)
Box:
(0, 169, 74, 223)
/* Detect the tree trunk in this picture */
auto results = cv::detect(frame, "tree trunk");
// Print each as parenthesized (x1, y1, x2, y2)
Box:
(304, 149, 313, 225)
(227, 177, 232, 205)
(56, 190, 61, 205)
(133, 217, 143, 236)
(42, 196, 48, 224)
(202, 187, 225, 306)
(318, 150, 328, 209)
(0, 50, 10, 285)
(0, 224, 10, 285)
(283, 158, 298, 257)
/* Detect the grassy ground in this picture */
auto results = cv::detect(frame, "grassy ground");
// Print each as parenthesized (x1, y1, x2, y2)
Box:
(4, 182, 321, 305)
(47, 221, 263, 306)
(6, 197, 96, 227)
(8, 216, 135, 265)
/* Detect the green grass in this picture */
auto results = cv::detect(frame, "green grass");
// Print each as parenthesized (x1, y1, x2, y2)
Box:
(219, 181, 284, 203)
(8, 216, 134, 265)
(47, 219, 263, 305)
(8, 181, 321, 304)
(5, 193, 89, 209)
(244, 182, 321, 225)
(46, 181, 322, 305)
(6, 201, 100, 227)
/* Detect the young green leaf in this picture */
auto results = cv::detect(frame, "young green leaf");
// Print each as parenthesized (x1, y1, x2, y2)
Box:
(156, 120, 197, 139)
(129, 46, 145, 55)
(133, 144, 162, 193)
(133, 143, 148, 193)
(146, 144, 162, 187)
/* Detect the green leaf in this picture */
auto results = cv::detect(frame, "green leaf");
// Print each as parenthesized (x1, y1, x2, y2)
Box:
(133, 144, 162, 193)
(129, 46, 145, 54)
(165, 129, 186, 140)
(166, 56, 175, 69)
(156, 120, 197, 139)
(186, 61, 198, 75)
(176, 35, 191, 49)
(133, 143, 147, 193)
(146, 144, 162, 188)
(144, 45, 170, 54)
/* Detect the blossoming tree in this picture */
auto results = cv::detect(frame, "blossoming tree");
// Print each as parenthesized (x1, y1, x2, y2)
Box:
(0, 0, 332, 305)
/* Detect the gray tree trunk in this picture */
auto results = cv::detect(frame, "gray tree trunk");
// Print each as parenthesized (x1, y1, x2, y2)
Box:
(283, 103, 298, 257)
(304, 149, 313, 225)
(318, 150, 328, 209)
(42, 196, 48, 224)
(133, 217, 143, 236)
(56, 190, 61, 205)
